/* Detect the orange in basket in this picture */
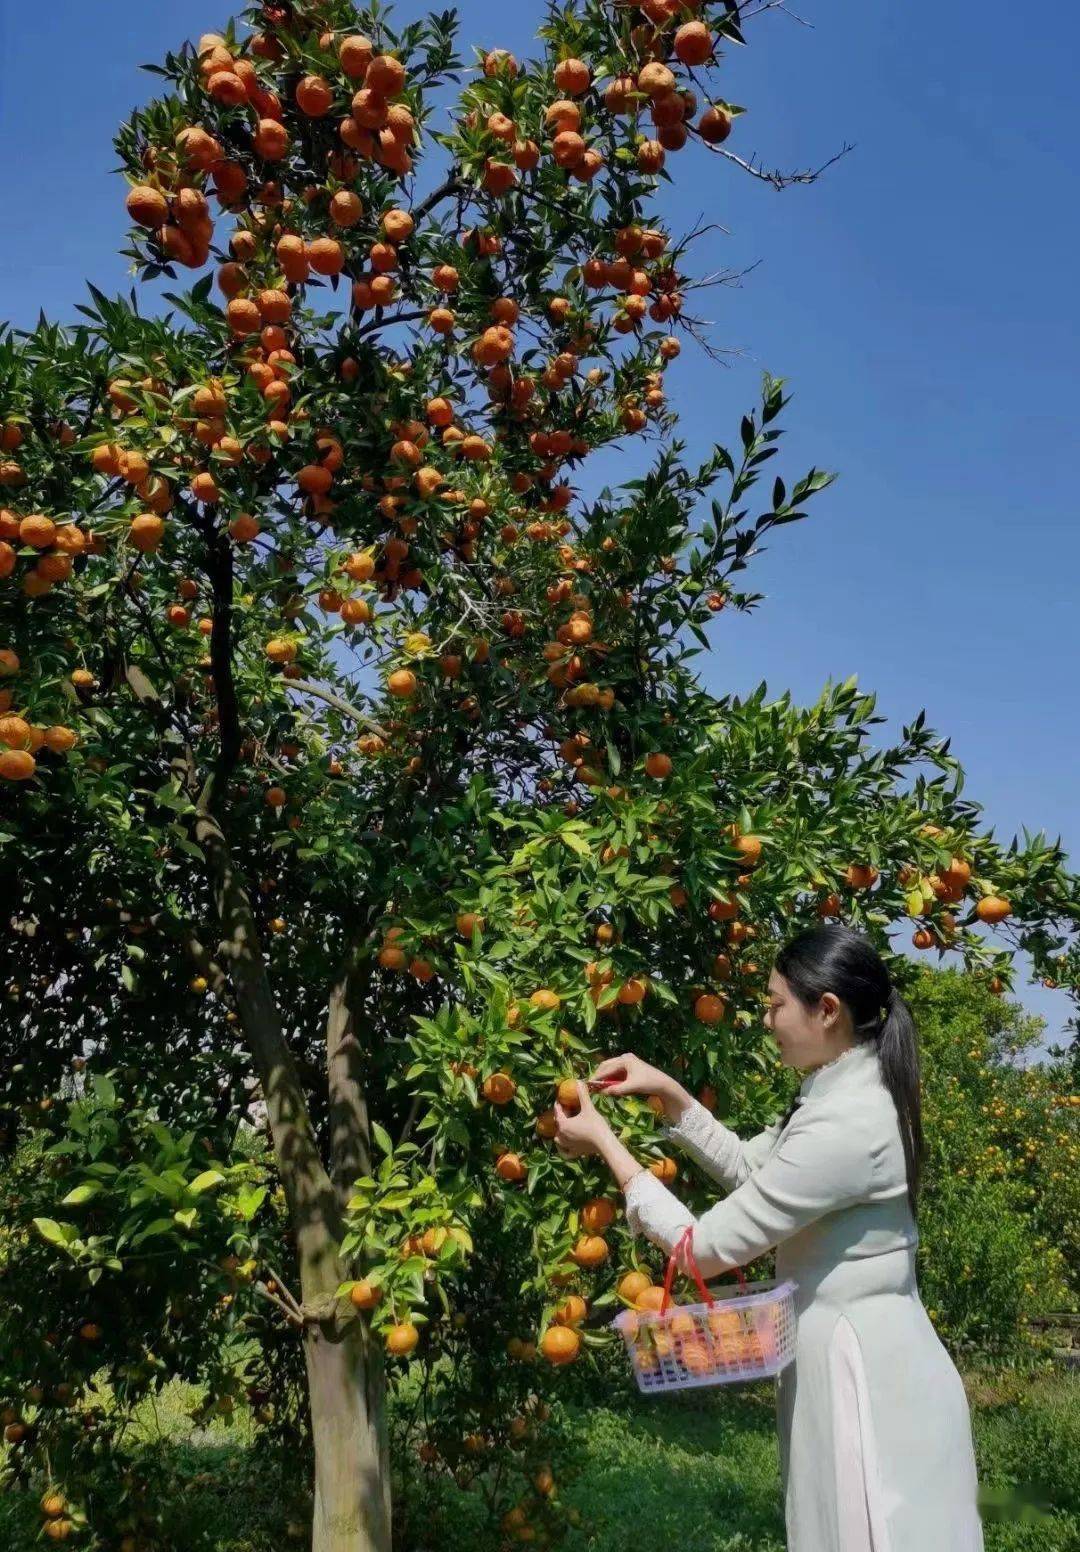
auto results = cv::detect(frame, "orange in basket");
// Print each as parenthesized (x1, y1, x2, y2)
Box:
(611, 1226, 797, 1395)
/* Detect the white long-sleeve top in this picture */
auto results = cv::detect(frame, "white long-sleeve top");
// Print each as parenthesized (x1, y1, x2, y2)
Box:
(623, 1040, 914, 1279)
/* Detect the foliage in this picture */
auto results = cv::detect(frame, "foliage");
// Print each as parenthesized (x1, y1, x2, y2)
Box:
(1, 0, 1079, 1547)
(907, 968, 1080, 1355)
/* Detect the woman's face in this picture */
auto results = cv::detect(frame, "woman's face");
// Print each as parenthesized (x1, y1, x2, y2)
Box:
(765, 970, 849, 1070)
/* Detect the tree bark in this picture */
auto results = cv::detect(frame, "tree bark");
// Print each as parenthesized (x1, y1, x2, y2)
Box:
(304, 1305, 393, 1552)
(193, 805, 393, 1552)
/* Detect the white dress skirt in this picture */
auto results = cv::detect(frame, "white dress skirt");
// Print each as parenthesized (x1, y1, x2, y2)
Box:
(623, 1039, 984, 1552)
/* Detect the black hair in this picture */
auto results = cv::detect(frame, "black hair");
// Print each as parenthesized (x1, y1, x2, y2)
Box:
(772, 924, 925, 1222)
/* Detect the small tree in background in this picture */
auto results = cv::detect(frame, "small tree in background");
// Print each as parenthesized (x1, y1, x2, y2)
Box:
(2, 3, 1078, 1550)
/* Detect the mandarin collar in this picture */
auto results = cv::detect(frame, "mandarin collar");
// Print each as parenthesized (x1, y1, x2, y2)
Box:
(797, 1037, 879, 1103)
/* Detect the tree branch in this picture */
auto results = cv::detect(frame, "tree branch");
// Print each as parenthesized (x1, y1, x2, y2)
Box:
(700, 138, 855, 189)
(282, 677, 390, 738)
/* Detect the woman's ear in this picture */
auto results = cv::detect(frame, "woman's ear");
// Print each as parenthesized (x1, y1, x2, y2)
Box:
(819, 991, 841, 1028)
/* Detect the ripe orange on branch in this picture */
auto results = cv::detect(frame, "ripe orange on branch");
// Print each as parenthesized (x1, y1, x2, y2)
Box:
(540, 1325, 580, 1365)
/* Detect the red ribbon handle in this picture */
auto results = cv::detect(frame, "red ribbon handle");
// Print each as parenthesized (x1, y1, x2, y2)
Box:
(659, 1226, 748, 1315)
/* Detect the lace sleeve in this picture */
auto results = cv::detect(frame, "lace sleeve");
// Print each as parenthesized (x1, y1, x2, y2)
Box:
(660, 1098, 784, 1190)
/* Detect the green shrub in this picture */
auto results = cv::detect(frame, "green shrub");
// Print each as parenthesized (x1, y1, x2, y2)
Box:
(904, 968, 1077, 1357)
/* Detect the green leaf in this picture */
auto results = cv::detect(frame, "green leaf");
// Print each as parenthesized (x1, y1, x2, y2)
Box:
(189, 1169, 226, 1194)
(61, 1183, 102, 1207)
(33, 1218, 79, 1250)
(173, 1208, 199, 1231)
(560, 830, 591, 858)
(372, 1122, 394, 1156)
(92, 1073, 117, 1107)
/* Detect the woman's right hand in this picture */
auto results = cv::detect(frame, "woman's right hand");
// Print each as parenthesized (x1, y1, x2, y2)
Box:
(589, 1052, 675, 1098)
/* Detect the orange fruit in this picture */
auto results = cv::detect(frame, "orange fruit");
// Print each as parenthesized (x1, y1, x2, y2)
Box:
(386, 1322, 419, 1356)
(254, 119, 290, 159)
(844, 863, 879, 890)
(540, 1325, 580, 1365)
(126, 184, 169, 228)
(735, 834, 763, 866)
(976, 895, 1011, 924)
(367, 54, 406, 96)
(552, 130, 585, 167)
(530, 988, 560, 1011)
(307, 237, 345, 275)
(675, 21, 713, 65)
(638, 61, 676, 97)
(330, 190, 364, 229)
(644, 751, 672, 779)
(387, 668, 417, 698)
(634, 1284, 667, 1313)
(349, 1279, 382, 1310)
(19, 514, 57, 549)
(191, 472, 220, 504)
(481, 1071, 515, 1105)
(698, 105, 732, 144)
(455, 911, 484, 937)
(0, 748, 34, 781)
(495, 1151, 527, 1183)
(42, 726, 76, 754)
(556, 1078, 581, 1112)
(570, 1235, 608, 1268)
(129, 513, 165, 551)
(649, 1157, 678, 1183)
(554, 1294, 587, 1327)
(581, 1198, 616, 1233)
(339, 35, 374, 78)
(297, 464, 333, 496)
(296, 75, 333, 117)
(694, 993, 726, 1024)
(226, 297, 261, 336)
(618, 1271, 652, 1304)
(228, 513, 259, 543)
(554, 57, 591, 95)
(617, 978, 647, 1005)
(535, 1109, 558, 1139)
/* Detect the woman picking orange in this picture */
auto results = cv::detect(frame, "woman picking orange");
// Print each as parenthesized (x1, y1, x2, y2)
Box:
(554, 923, 984, 1552)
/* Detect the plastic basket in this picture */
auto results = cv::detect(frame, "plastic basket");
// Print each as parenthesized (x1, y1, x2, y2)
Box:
(610, 1225, 798, 1394)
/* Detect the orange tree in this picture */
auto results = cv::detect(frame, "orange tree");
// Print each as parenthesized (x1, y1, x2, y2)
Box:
(2, 3, 1080, 1550)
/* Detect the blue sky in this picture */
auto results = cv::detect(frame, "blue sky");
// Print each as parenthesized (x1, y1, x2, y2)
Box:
(1, 1, 1077, 1048)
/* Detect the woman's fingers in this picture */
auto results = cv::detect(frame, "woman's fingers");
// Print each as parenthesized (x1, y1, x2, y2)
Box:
(590, 1057, 625, 1080)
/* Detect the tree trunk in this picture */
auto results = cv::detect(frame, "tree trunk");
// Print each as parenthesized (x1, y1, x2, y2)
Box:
(185, 761, 393, 1552)
(304, 1315, 393, 1552)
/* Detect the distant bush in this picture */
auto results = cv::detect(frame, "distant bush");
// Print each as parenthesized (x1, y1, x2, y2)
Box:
(905, 967, 1078, 1357)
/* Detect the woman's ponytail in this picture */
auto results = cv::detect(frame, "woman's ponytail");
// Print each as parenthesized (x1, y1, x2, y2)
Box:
(876, 984, 925, 1223)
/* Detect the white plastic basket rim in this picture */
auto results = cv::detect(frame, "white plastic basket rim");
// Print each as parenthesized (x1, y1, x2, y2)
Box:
(608, 1277, 798, 1333)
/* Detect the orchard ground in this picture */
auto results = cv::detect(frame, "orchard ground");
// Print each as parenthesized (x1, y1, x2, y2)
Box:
(1, 1357, 1078, 1552)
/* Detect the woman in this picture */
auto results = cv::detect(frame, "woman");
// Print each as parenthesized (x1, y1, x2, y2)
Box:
(553, 924, 984, 1552)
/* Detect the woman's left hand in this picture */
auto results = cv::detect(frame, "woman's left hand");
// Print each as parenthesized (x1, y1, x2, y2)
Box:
(553, 1081, 612, 1159)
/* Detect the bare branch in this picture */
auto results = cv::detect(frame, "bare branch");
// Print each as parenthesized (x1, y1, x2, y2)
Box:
(282, 677, 390, 738)
(253, 1278, 305, 1329)
(701, 138, 855, 189)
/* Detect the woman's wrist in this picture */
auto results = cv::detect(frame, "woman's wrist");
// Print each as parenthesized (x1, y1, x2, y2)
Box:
(597, 1129, 649, 1194)
(656, 1077, 694, 1126)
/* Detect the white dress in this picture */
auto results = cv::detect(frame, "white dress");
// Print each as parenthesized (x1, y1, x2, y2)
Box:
(623, 1039, 984, 1552)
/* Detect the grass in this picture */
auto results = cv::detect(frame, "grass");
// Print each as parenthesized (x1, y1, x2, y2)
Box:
(2, 1366, 1077, 1550)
